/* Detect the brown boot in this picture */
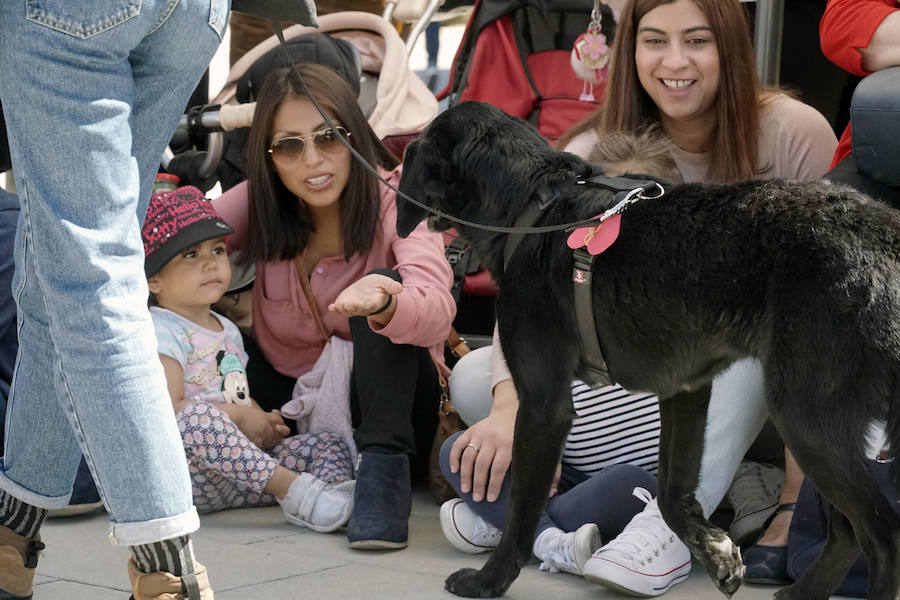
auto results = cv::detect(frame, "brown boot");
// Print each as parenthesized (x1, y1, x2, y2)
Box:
(127, 558, 213, 600)
(0, 524, 44, 599)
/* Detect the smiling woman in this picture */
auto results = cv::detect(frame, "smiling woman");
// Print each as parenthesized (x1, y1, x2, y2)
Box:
(558, 0, 836, 184)
(549, 0, 839, 595)
(633, 0, 721, 149)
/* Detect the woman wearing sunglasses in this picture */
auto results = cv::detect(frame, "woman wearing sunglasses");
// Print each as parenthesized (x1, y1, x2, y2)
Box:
(213, 63, 455, 549)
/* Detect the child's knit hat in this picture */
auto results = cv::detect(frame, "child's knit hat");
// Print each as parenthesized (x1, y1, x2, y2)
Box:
(142, 185, 234, 277)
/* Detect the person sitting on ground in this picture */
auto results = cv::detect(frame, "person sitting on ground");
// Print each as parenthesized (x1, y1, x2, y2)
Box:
(517, 0, 835, 593)
(144, 185, 356, 532)
(212, 63, 455, 550)
(438, 130, 688, 596)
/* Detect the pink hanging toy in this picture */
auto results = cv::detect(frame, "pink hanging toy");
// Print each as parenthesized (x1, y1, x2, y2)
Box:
(571, 1, 610, 102)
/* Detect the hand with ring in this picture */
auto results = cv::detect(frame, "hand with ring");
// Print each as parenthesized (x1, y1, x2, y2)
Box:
(449, 380, 518, 502)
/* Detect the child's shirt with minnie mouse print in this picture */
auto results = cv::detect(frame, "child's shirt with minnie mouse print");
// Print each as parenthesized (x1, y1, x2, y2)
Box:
(151, 306, 252, 406)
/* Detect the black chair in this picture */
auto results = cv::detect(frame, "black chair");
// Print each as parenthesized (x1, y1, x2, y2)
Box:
(824, 66, 900, 209)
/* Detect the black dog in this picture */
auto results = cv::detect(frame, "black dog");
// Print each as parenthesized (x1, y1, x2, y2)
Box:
(396, 101, 900, 600)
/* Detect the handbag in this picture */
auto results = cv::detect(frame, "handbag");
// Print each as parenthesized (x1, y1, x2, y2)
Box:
(427, 328, 471, 504)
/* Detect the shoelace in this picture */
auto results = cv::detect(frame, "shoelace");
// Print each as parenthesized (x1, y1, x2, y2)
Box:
(537, 530, 577, 573)
(593, 488, 676, 567)
(726, 462, 783, 517)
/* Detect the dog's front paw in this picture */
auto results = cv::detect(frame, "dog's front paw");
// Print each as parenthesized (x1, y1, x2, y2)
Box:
(701, 535, 744, 597)
(445, 567, 510, 598)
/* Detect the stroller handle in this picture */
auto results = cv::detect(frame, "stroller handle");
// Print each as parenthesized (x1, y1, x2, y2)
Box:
(162, 103, 256, 185)
(217, 102, 256, 132)
(176, 102, 257, 134)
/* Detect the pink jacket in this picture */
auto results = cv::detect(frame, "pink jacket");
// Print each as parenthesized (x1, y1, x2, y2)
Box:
(213, 165, 455, 379)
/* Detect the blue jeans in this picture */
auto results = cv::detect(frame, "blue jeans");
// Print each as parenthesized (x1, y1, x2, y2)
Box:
(0, 0, 228, 545)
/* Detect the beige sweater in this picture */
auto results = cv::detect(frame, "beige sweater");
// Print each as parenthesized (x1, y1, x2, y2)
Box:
(565, 94, 838, 184)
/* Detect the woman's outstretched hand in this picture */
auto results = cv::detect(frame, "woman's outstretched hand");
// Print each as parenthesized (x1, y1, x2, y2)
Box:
(328, 273, 403, 323)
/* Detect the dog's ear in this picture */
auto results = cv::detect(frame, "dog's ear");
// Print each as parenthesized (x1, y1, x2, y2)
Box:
(395, 196, 431, 238)
(397, 138, 442, 238)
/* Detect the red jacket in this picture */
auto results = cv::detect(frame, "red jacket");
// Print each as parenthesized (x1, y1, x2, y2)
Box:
(820, 0, 898, 168)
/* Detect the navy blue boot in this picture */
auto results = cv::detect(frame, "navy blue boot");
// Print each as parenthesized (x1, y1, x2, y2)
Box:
(347, 452, 411, 549)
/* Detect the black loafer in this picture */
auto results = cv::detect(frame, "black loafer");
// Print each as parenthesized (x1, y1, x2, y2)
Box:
(742, 502, 796, 584)
(743, 543, 790, 584)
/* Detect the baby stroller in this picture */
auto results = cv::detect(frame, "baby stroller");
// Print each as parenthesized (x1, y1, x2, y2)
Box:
(439, 0, 613, 141)
(165, 10, 438, 192)
(429, 0, 616, 337)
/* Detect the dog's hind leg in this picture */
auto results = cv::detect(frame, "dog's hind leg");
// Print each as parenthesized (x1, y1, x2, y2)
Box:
(774, 452, 900, 600)
(855, 518, 900, 600)
(656, 386, 745, 597)
(767, 362, 900, 600)
(773, 504, 860, 600)
(774, 415, 900, 599)
(444, 370, 573, 598)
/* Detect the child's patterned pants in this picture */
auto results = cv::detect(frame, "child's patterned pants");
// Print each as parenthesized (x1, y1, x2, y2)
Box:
(178, 401, 354, 513)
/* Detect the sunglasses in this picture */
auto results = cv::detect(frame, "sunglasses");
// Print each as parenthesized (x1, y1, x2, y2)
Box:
(267, 127, 351, 163)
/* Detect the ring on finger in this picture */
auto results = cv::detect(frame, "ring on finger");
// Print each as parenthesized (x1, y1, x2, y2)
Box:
(466, 442, 480, 453)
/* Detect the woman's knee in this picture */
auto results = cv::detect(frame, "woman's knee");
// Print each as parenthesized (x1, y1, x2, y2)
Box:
(448, 345, 494, 425)
(439, 430, 467, 479)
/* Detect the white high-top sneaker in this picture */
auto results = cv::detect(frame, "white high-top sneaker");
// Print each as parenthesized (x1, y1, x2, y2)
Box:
(532, 523, 601, 575)
(583, 487, 691, 596)
(439, 499, 502, 554)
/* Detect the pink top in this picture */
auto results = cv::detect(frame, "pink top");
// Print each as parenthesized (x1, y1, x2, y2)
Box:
(213, 165, 455, 379)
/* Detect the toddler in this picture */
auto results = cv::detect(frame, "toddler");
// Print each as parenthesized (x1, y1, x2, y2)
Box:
(142, 185, 355, 532)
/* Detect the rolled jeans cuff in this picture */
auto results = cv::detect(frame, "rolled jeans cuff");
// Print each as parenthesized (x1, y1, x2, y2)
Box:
(108, 507, 200, 547)
(0, 468, 70, 510)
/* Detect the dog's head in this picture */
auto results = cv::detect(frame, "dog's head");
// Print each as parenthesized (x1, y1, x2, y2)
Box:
(396, 101, 576, 238)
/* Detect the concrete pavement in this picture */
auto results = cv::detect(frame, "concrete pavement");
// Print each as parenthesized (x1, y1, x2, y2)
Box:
(32, 485, 848, 600)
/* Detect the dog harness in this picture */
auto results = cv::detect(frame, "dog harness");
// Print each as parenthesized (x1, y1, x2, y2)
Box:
(503, 171, 665, 385)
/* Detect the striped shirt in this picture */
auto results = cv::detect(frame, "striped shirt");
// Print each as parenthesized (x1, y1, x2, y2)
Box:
(563, 382, 660, 476)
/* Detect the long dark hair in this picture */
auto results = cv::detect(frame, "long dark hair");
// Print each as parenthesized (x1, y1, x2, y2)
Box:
(242, 63, 399, 265)
(558, 0, 765, 182)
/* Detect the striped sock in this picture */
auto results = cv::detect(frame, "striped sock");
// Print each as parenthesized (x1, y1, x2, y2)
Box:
(0, 490, 47, 538)
(130, 535, 196, 577)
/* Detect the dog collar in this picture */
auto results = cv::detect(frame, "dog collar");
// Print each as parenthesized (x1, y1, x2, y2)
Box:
(567, 181, 665, 255)
(502, 172, 663, 267)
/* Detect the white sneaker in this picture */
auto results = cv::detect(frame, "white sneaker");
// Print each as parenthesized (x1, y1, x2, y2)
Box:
(533, 524, 601, 575)
(726, 460, 784, 546)
(583, 487, 691, 597)
(280, 473, 355, 533)
(439, 498, 502, 554)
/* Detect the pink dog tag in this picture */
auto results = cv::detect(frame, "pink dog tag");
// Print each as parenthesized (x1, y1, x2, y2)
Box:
(567, 213, 621, 255)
